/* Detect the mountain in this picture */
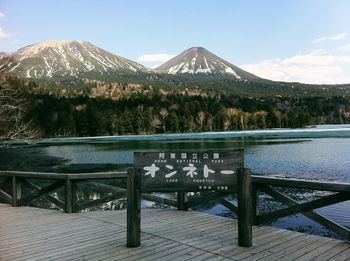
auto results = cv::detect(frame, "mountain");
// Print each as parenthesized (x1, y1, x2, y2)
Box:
(155, 47, 260, 80)
(2, 41, 349, 97)
(0, 40, 151, 78)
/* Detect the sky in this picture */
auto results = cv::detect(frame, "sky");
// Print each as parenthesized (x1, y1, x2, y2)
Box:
(0, 0, 350, 84)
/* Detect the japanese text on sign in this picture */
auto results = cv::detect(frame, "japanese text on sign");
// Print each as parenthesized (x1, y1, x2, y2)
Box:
(134, 150, 244, 192)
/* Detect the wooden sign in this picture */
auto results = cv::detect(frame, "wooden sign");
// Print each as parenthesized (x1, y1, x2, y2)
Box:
(134, 150, 244, 192)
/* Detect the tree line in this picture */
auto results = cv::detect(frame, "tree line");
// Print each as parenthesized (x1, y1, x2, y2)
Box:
(1, 75, 350, 139)
(31, 93, 350, 137)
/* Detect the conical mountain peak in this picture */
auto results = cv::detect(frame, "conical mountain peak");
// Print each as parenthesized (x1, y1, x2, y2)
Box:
(187, 47, 206, 52)
(155, 47, 260, 80)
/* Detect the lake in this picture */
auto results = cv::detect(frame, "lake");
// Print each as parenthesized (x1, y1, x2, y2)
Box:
(1, 124, 350, 238)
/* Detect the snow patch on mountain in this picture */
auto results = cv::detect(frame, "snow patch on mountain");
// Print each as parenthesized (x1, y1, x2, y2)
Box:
(8, 62, 20, 73)
(26, 67, 34, 78)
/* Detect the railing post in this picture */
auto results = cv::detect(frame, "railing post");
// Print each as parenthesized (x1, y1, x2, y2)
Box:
(65, 179, 75, 213)
(237, 168, 253, 247)
(252, 184, 260, 225)
(12, 176, 21, 207)
(177, 192, 188, 211)
(127, 168, 141, 247)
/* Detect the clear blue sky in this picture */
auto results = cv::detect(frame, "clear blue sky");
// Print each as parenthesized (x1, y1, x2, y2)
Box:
(1, 0, 350, 84)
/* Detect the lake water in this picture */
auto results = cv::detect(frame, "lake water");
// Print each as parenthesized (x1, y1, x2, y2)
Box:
(1, 124, 350, 238)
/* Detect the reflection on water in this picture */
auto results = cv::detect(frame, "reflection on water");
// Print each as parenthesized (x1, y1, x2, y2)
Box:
(1, 125, 350, 239)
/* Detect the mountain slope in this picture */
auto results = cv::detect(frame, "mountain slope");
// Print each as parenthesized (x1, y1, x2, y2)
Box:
(0, 40, 151, 78)
(155, 47, 261, 81)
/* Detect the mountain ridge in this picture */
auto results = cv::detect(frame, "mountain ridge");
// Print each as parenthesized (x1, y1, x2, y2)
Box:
(1, 41, 263, 82)
(0, 40, 151, 78)
(1, 40, 349, 96)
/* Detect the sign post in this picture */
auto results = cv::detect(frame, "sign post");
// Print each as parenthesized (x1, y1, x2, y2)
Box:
(126, 168, 141, 247)
(126, 150, 252, 247)
(237, 168, 252, 247)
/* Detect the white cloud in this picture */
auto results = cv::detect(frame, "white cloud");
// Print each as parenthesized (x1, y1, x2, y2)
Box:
(0, 11, 4, 20)
(313, 33, 347, 44)
(0, 27, 10, 39)
(313, 37, 328, 44)
(240, 53, 350, 84)
(338, 44, 350, 51)
(282, 54, 350, 65)
(332, 33, 347, 41)
(138, 53, 174, 63)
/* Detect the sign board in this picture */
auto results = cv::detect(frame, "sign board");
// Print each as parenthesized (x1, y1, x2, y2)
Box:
(134, 150, 244, 192)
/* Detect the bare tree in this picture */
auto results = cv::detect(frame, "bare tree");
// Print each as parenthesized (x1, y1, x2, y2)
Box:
(196, 111, 205, 131)
(0, 75, 39, 143)
(159, 108, 168, 132)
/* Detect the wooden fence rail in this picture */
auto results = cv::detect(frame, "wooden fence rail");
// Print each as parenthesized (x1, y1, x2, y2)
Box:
(251, 176, 350, 241)
(0, 171, 128, 213)
(1, 170, 349, 241)
(0, 170, 186, 213)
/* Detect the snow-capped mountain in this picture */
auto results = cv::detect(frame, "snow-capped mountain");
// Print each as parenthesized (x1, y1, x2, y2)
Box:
(0, 40, 151, 78)
(155, 47, 260, 80)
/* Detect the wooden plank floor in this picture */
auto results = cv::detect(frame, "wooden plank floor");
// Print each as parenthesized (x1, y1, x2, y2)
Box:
(0, 203, 349, 261)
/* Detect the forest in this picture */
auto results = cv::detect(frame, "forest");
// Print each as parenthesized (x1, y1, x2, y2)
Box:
(1, 75, 350, 139)
(32, 93, 350, 137)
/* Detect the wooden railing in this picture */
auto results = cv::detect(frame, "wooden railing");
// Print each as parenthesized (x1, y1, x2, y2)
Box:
(184, 173, 350, 242)
(1, 170, 349, 241)
(251, 176, 350, 241)
(0, 171, 193, 213)
(0, 171, 128, 213)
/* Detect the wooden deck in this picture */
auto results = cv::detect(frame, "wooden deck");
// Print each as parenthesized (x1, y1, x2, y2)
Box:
(0, 204, 349, 261)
